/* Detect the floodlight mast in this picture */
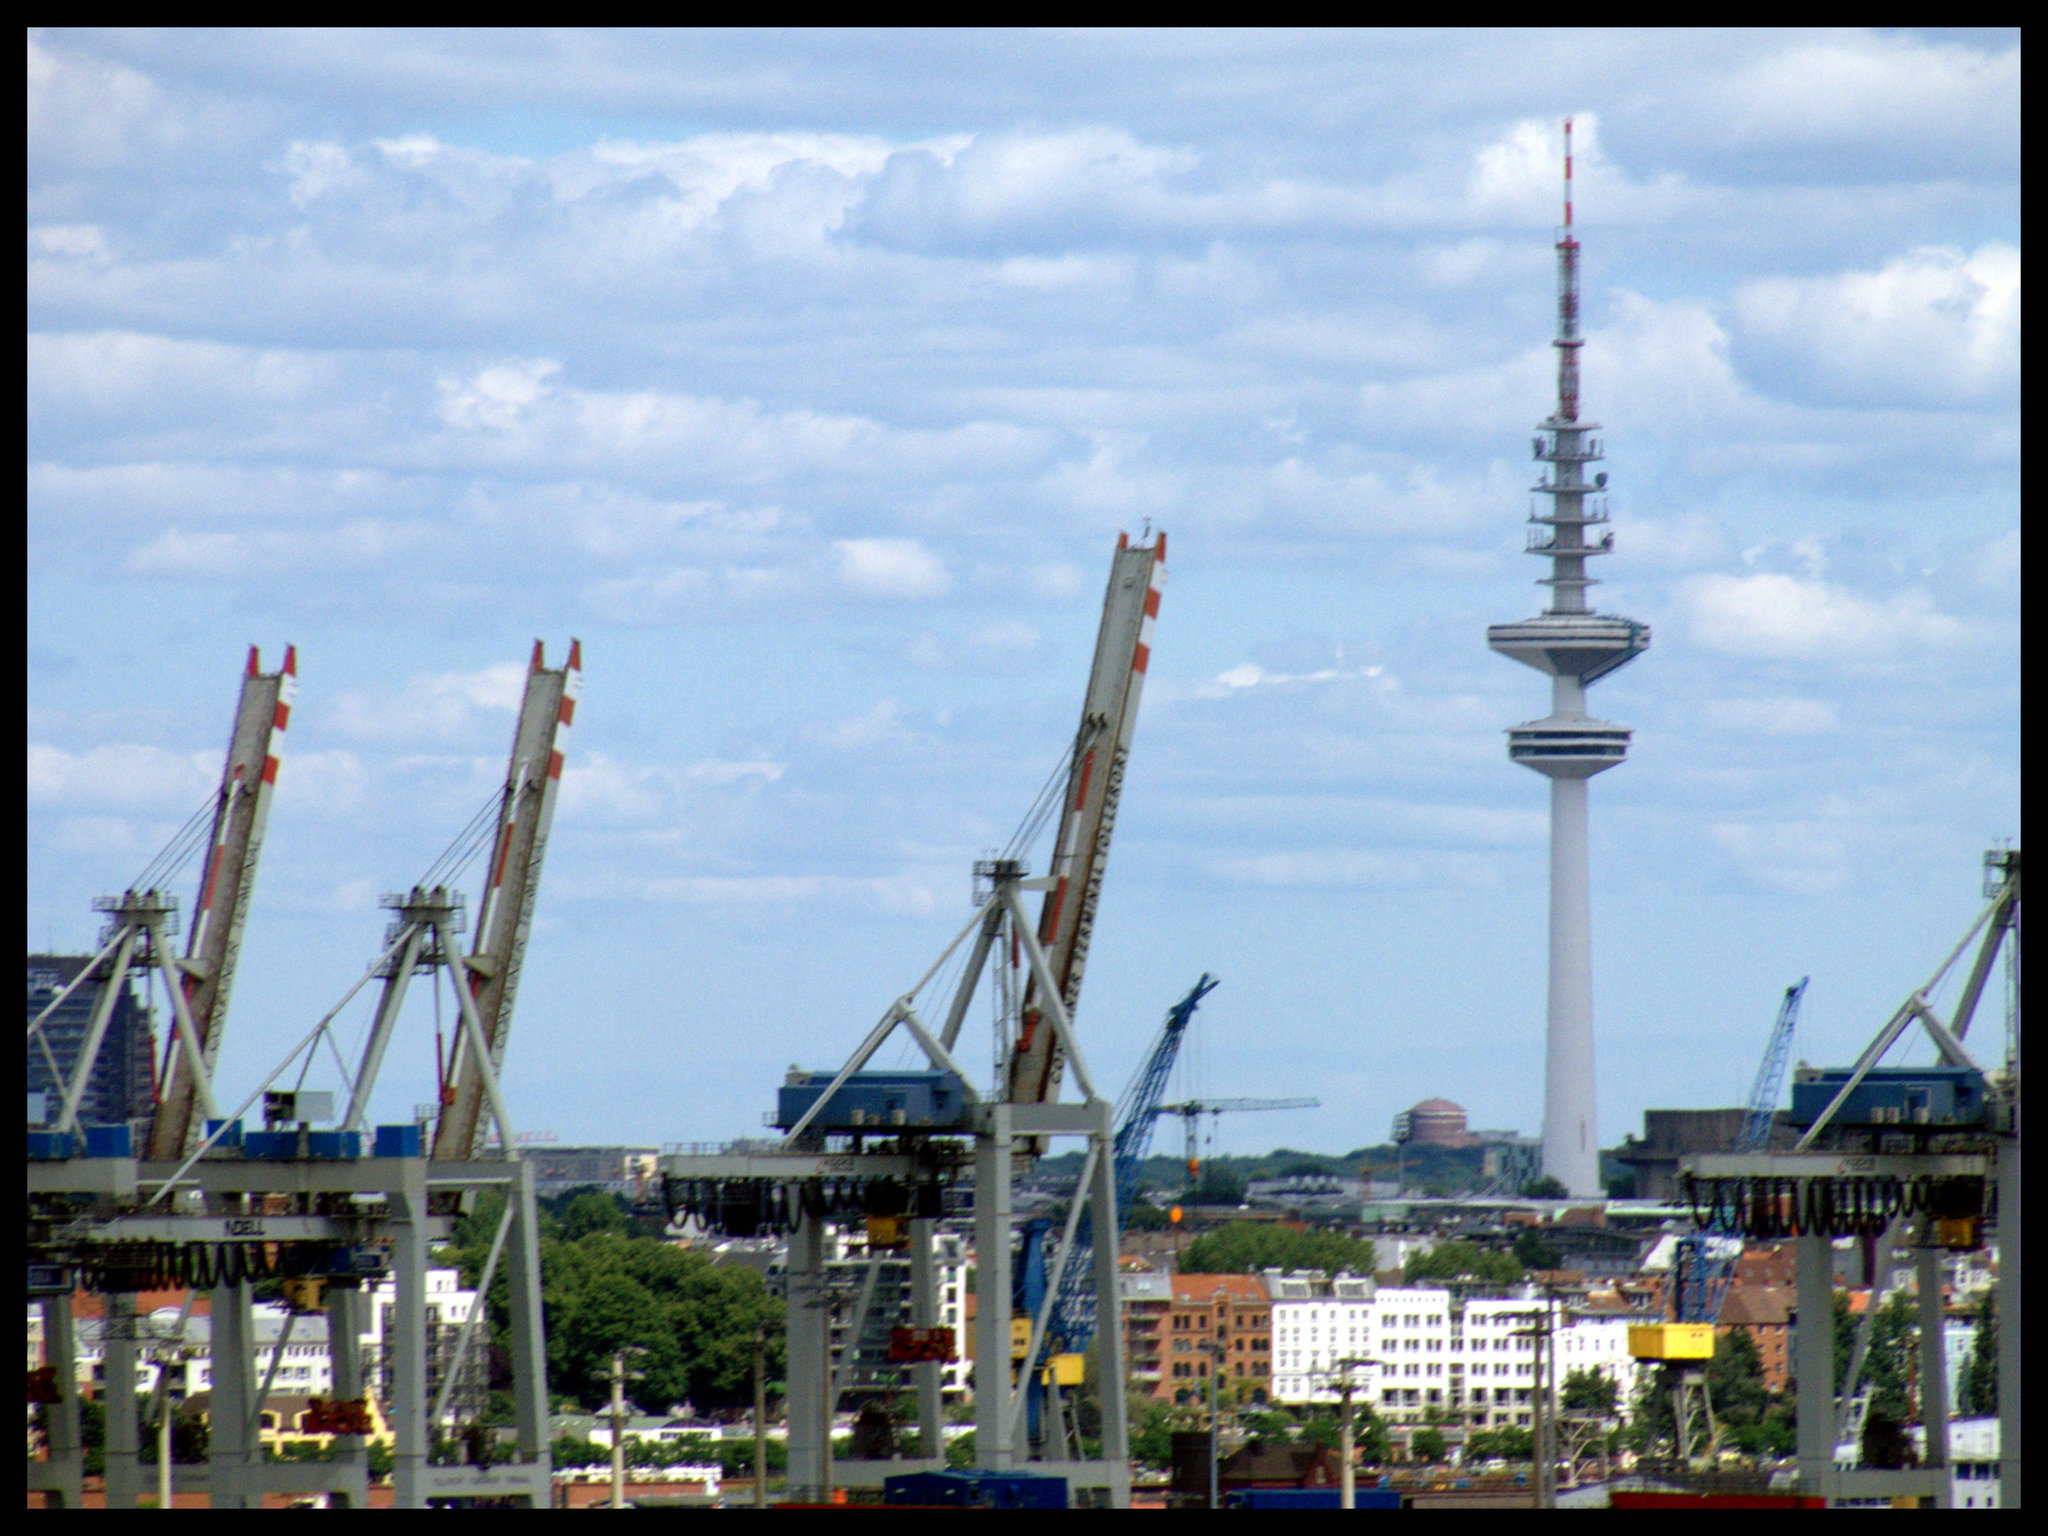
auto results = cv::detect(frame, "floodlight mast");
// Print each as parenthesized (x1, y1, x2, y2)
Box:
(1487, 119, 1650, 1197)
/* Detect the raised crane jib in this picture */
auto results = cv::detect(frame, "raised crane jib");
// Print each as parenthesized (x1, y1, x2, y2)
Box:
(1005, 534, 1166, 1107)
(433, 640, 582, 1160)
(146, 645, 296, 1162)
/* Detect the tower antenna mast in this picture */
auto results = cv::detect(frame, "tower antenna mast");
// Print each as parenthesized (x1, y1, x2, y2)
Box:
(1486, 118, 1650, 1197)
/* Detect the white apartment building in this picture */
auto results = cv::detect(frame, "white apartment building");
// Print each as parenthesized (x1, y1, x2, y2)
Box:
(1265, 1273, 1643, 1430)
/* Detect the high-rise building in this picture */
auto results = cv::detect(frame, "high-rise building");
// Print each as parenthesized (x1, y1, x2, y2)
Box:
(1487, 121, 1650, 1197)
(26, 955, 158, 1129)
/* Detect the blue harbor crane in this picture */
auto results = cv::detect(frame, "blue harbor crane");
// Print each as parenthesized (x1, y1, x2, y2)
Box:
(1024, 975, 1218, 1368)
(1672, 978, 1808, 1326)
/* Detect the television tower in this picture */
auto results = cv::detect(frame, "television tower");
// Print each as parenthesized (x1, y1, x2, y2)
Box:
(1487, 120, 1649, 1197)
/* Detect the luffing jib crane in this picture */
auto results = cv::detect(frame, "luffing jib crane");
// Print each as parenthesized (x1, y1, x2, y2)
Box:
(27, 647, 295, 1154)
(149, 646, 297, 1160)
(1005, 533, 1167, 1110)
(432, 640, 582, 1160)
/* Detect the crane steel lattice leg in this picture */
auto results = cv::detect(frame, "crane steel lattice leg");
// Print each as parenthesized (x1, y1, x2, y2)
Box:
(506, 1156, 552, 1469)
(785, 1214, 829, 1499)
(1088, 1103, 1132, 1508)
(911, 1216, 944, 1460)
(209, 1280, 256, 1507)
(324, 1286, 369, 1508)
(974, 1102, 1016, 1471)
(390, 1158, 430, 1508)
(104, 1293, 142, 1508)
(42, 1293, 84, 1507)
(1794, 1231, 1834, 1501)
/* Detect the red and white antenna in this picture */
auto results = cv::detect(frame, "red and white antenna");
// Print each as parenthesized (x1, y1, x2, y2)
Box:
(1554, 117, 1582, 424)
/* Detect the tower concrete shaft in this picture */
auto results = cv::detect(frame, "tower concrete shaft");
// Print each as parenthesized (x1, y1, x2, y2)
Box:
(1486, 120, 1649, 1197)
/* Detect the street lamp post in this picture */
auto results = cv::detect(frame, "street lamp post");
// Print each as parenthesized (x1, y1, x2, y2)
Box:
(1205, 1340, 1223, 1510)
(1331, 1357, 1379, 1511)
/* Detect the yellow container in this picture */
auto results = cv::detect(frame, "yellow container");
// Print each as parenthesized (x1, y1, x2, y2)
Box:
(1628, 1323, 1715, 1361)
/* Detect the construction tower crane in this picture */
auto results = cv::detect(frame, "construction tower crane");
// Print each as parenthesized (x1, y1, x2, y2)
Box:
(432, 640, 581, 1161)
(1005, 533, 1166, 1110)
(1162, 1096, 1321, 1198)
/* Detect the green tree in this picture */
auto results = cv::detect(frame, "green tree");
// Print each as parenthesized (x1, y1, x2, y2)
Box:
(1956, 1296, 1997, 1417)
(1523, 1176, 1568, 1199)
(1179, 1222, 1377, 1277)
(1411, 1426, 1447, 1462)
(1706, 1330, 1772, 1432)
(1352, 1403, 1390, 1466)
(1511, 1228, 1563, 1272)
(1467, 1425, 1533, 1461)
(1402, 1240, 1522, 1285)
(1560, 1366, 1617, 1416)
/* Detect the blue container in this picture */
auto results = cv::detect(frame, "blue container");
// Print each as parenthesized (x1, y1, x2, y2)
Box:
(374, 1123, 423, 1158)
(775, 1070, 971, 1132)
(204, 1118, 245, 1150)
(27, 1130, 74, 1161)
(1789, 1066, 1989, 1130)
(243, 1129, 301, 1160)
(883, 1470, 1067, 1508)
(307, 1130, 362, 1160)
(83, 1123, 133, 1158)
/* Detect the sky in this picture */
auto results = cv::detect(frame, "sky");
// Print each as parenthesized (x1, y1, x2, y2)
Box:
(28, 29, 2021, 1158)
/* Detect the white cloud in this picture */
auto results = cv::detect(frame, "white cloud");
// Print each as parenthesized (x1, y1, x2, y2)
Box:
(639, 872, 938, 917)
(1718, 34, 2021, 154)
(1196, 661, 1379, 699)
(834, 538, 950, 599)
(1212, 848, 1500, 889)
(26, 742, 217, 810)
(1734, 244, 2021, 407)
(1680, 572, 1965, 660)
(1697, 697, 1841, 736)
(28, 224, 112, 262)
(438, 358, 562, 432)
(329, 663, 528, 743)
(1710, 820, 1846, 896)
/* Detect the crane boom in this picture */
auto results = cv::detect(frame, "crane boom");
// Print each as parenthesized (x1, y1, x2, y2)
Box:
(1738, 977, 1806, 1153)
(1006, 533, 1166, 1107)
(433, 640, 581, 1160)
(146, 645, 296, 1161)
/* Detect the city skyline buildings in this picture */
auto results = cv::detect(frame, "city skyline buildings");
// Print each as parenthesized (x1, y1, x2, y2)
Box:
(1488, 121, 1650, 1198)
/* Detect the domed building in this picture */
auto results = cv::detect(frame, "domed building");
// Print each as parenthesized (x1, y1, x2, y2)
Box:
(1405, 1097, 1479, 1149)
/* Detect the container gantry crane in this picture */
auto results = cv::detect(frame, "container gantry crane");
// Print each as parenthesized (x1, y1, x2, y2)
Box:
(662, 532, 1168, 1505)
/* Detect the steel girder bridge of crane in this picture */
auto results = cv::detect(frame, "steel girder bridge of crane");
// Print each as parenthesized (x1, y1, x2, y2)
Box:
(1677, 846, 2021, 1509)
(28, 641, 582, 1509)
(661, 532, 1168, 1506)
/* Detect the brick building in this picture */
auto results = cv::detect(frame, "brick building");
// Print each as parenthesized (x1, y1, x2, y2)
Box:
(1166, 1274, 1271, 1405)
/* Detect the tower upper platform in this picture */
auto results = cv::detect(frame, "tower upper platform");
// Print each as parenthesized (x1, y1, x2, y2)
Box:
(1487, 613, 1649, 685)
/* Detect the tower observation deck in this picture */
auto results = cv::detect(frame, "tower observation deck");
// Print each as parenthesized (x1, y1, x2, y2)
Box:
(1486, 120, 1649, 1197)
